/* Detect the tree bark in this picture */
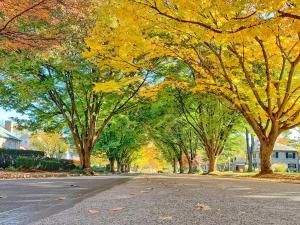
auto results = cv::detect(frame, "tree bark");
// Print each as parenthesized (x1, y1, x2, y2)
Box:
(246, 129, 254, 172)
(126, 164, 130, 173)
(178, 158, 184, 174)
(121, 164, 125, 173)
(117, 160, 122, 173)
(208, 155, 217, 173)
(187, 159, 193, 174)
(109, 158, 115, 173)
(172, 158, 177, 173)
(259, 141, 274, 174)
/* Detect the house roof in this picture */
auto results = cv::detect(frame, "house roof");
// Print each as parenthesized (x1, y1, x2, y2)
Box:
(0, 126, 21, 141)
(254, 142, 297, 152)
(273, 143, 297, 152)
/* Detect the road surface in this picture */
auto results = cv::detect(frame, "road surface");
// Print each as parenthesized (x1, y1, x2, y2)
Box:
(0, 176, 131, 225)
(30, 175, 300, 225)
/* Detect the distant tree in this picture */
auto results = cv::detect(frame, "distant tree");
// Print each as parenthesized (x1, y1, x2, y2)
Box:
(175, 91, 240, 173)
(96, 114, 146, 173)
(30, 132, 68, 158)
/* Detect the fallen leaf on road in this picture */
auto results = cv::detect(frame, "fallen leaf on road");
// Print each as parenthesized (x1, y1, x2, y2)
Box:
(160, 216, 172, 221)
(196, 203, 211, 210)
(110, 207, 125, 212)
(88, 209, 100, 214)
(57, 197, 66, 201)
(140, 191, 150, 193)
(145, 187, 153, 190)
(0, 195, 7, 199)
(130, 193, 136, 195)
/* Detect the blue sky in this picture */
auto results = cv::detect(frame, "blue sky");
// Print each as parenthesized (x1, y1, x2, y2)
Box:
(0, 107, 24, 121)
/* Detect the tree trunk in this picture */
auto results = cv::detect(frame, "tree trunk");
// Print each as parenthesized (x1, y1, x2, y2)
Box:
(117, 160, 121, 173)
(109, 158, 115, 173)
(126, 164, 130, 173)
(184, 152, 193, 174)
(259, 141, 274, 174)
(246, 129, 254, 172)
(121, 164, 125, 173)
(178, 159, 184, 174)
(172, 158, 177, 173)
(208, 155, 217, 173)
(187, 159, 193, 174)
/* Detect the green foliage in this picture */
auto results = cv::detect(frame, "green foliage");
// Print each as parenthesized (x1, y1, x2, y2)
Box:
(0, 149, 44, 168)
(96, 113, 146, 167)
(15, 157, 40, 169)
(91, 165, 107, 173)
(59, 159, 76, 171)
(39, 160, 61, 171)
(193, 167, 203, 174)
(15, 156, 72, 171)
(71, 167, 85, 174)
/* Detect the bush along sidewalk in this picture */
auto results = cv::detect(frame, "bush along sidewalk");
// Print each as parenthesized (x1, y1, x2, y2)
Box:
(14, 156, 75, 172)
(0, 148, 44, 169)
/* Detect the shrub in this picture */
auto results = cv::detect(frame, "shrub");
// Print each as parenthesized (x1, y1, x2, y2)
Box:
(91, 165, 106, 173)
(0, 149, 44, 168)
(39, 160, 60, 171)
(193, 167, 203, 174)
(272, 163, 288, 172)
(71, 167, 85, 174)
(59, 159, 76, 171)
(15, 156, 40, 169)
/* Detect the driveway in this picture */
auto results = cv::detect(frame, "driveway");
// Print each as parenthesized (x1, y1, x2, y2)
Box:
(30, 175, 300, 225)
(0, 175, 131, 225)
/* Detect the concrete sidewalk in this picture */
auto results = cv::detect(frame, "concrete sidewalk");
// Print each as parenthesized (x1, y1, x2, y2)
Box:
(31, 175, 300, 225)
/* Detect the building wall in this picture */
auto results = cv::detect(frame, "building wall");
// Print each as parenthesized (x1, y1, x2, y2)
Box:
(0, 137, 20, 149)
(253, 151, 299, 171)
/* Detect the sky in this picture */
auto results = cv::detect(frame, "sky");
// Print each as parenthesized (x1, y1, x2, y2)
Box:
(0, 107, 25, 121)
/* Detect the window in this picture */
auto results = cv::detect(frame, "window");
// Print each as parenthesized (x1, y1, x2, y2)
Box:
(288, 164, 297, 169)
(272, 152, 279, 158)
(286, 152, 296, 159)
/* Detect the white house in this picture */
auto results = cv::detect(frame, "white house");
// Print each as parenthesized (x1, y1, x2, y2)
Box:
(0, 121, 21, 149)
(253, 143, 299, 172)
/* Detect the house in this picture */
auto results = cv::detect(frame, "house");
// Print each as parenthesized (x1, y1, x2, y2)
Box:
(253, 143, 299, 172)
(231, 150, 247, 172)
(0, 121, 21, 149)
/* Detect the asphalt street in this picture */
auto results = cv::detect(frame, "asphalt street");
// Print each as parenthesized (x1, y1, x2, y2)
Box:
(30, 175, 300, 225)
(0, 176, 131, 225)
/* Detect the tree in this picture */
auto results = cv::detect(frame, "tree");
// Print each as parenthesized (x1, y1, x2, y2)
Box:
(96, 114, 146, 173)
(174, 92, 240, 173)
(0, 48, 149, 173)
(0, 0, 91, 49)
(141, 91, 199, 174)
(87, 0, 300, 174)
(30, 131, 68, 158)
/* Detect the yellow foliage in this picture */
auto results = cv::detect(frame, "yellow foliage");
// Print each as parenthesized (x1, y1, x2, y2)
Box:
(93, 76, 142, 93)
(86, 0, 300, 142)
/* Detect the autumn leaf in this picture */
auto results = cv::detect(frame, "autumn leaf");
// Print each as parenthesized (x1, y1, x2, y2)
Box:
(159, 216, 172, 221)
(196, 203, 211, 210)
(57, 197, 66, 201)
(110, 207, 125, 212)
(88, 209, 100, 214)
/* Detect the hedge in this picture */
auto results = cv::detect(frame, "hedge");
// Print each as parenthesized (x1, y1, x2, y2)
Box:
(0, 148, 44, 168)
(39, 160, 60, 171)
